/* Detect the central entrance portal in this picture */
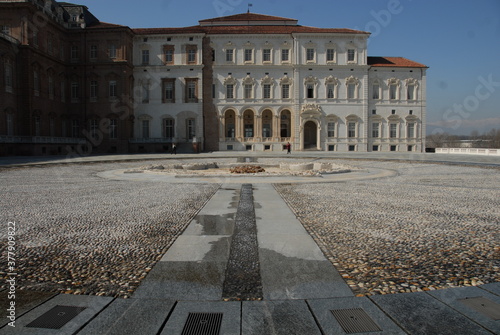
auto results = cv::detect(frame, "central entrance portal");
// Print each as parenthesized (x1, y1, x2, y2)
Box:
(304, 121, 318, 149)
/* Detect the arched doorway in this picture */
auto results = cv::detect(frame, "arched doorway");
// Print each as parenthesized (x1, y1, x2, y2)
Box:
(304, 121, 317, 149)
(224, 110, 235, 139)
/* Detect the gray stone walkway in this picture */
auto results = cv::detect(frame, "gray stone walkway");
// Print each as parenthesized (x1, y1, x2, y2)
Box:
(3, 179, 500, 334)
(1, 152, 500, 334)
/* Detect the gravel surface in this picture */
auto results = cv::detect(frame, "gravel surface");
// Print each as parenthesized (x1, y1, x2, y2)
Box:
(1, 158, 498, 298)
(275, 160, 500, 296)
(0, 161, 219, 298)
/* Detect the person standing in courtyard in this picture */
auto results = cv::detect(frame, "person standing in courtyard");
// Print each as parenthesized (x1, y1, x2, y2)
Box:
(286, 142, 291, 154)
(171, 143, 177, 155)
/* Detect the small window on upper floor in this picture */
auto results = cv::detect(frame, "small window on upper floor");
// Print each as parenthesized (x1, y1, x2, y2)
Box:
(263, 49, 271, 63)
(281, 49, 290, 63)
(244, 49, 253, 63)
(306, 48, 315, 62)
(326, 49, 335, 62)
(142, 50, 150, 65)
(226, 49, 234, 62)
(347, 49, 356, 62)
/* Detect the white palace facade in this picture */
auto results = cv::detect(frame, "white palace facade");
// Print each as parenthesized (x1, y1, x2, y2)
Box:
(132, 12, 428, 153)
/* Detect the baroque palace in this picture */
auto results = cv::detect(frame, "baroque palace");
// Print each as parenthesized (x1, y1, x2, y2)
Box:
(0, 0, 427, 155)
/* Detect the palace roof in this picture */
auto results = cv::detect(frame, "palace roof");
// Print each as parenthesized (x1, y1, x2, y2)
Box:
(368, 57, 428, 68)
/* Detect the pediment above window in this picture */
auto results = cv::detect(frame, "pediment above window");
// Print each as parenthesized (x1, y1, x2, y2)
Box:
(261, 74, 274, 85)
(301, 103, 322, 118)
(224, 75, 237, 85)
(242, 74, 255, 85)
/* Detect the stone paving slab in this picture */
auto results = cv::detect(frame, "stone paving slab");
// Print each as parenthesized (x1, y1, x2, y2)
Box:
(253, 183, 352, 300)
(370, 291, 493, 335)
(132, 186, 236, 301)
(2, 294, 112, 335)
(428, 286, 500, 334)
(481, 282, 500, 296)
(0, 290, 56, 329)
(161, 301, 241, 335)
(242, 300, 322, 335)
(77, 298, 174, 335)
(307, 296, 406, 335)
(132, 261, 227, 301)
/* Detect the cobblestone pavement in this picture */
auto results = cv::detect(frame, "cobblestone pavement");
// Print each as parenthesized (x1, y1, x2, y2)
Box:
(0, 158, 498, 299)
(276, 160, 500, 296)
(0, 161, 219, 298)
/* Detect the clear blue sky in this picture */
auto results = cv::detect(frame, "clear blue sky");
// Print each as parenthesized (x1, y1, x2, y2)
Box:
(77, 0, 500, 136)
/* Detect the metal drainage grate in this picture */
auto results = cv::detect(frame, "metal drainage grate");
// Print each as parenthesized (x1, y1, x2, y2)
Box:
(331, 308, 382, 334)
(181, 312, 223, 335)
(26, 305, 86, 329)
(458, 297, 500, 320)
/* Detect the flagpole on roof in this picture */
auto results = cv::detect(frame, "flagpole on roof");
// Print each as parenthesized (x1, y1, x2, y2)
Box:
(248, 3, 253, 13)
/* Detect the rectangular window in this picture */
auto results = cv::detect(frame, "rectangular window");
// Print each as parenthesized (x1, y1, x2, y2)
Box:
(347, 49, 355, 62)
(373, 145, 379, 151)
(33, 71, 39, 96)
(226, 84, 234, 99)
(407, 123, 415, 138)
(90, 119, 98, 139)
(90, 45, 97, 59)
(61, 81, 66, 102)
(281, 49, 289, 62)
(347, 83, 355, 99)
(1, 25, 10, 35)
(163, 79, 175, 102)
(307, 84, 314, 99)
(390, 123, 397, 138)
(326, 49, 335, 62)
(263, 49, 271, 62)
(48, 76, 54, 99)
(71, 82, 79, 101)
(6, 114, 13, 136)
(90, 80, 98, 99)
(142, 83, 149, 103)
(373, 84, 380, 99)
(72, 120, 79, 138)
(244, 84, 252, 99)
(33, 31, 38, 47)
(390, 145, 397, 151)
(327, 122, 335, 137)
(142, 120, 149, 139)
(327, 84, 335, 99)
(372, 122, 380, 138)
(71, 46, 78, 60)
(407, 85, 415, 100)
(226, 49, 234, 62)
(164, 45, 174, 64)
(109, 45, 117, 59)
(187, 45, 197, 64)
(306, 48, 315, 62)
(5, 62, 13, 92)
(109, 81, 117, 98)
(187, 119, 196, 140)
(348, 122, 356, 138)
(47, 37, 53, 55)
(34, 116, 41, 136)
(263, 84, 271, 99)
(164, 119, 174, 138)
(282, 84, 290, 99)
(109, 119, 117, 139)
(244, 49, 253, 62)
(390, 85, 397, 100)
(142, 50, 149, 65)
(185, 78, 198, 102)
